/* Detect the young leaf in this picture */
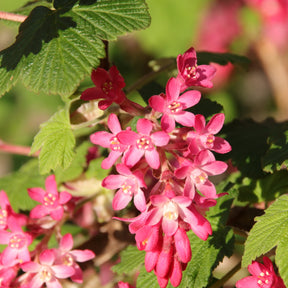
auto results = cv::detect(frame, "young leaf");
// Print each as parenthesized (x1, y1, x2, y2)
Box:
(0, 0, 151, 97)
(0, 159, 45, 212)
(31, 109, 76, 174)
(242, 195, 288, 272)
(276, 233, 288, 287)
(112, 245, 145, 275)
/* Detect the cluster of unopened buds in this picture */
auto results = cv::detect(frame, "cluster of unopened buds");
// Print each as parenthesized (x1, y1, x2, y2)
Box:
(81, 47, 231, 287)
(0, 175, 95, 288)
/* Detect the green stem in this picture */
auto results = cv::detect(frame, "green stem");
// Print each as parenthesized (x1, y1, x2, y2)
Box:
(208, 262, 242, 288)
(70, 118, 100, 130)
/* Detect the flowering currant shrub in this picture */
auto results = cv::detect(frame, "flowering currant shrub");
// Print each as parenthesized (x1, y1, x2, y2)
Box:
(0, 0, 288, 287)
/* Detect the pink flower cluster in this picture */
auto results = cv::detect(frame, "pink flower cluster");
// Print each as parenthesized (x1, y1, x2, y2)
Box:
(85, 47, 231, 287)
(0, 175, 95, 287)
(236, 257, 285, 288)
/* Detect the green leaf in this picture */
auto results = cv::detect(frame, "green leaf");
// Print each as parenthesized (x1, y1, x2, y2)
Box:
(276, 233, 288, 287)
(236, 170, 288, 204)
(31, 109, 76, 174)
(263, 122, 288, 173)
(0, 159, 45, 212)
(197, 51, 250, 69)
(0, 0, 151, 97)
(55, 141, 92, 183)
(242, 195, 288, 273)
(85, 157, 111, 180)
(112, 245, 145, 275)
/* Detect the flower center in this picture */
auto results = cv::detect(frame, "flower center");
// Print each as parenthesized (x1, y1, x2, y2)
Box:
(205, 134, 215, 148)
(195, 171, 208, 185)
(163, 201, 178, 221)
(136, 136, 153, 150)
(63, 254, 74, 266)
(9, 233, 27, 249)
(110, 136, 122, 151)
(0, 209, 7, 227)
(168, 101, 182, 114)
(43, 193, 57, 207)
(257, 270, 272, 287)
(102, 81, 113, 95)
(40, 267, 53, 282)
(121, 180, 133, 196)
(185, 65, 198, 79)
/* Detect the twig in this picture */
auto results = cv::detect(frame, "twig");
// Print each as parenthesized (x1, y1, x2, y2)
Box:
(0, 140, 39, 157)
(0, 11, 27, 23)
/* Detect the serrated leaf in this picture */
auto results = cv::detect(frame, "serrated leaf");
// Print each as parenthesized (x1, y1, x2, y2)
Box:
(276, 233, 288, 287)
(0, 159, 45, 212)
(236, 170, 288, 203)
(31, 109, 76, 174)
(242, 195, 288, 269)
(197, 51, 250, 69)
(263, 122, 288, 173)
(55, 141, 92, 183)
(0, 0, 151, 97)
(112, 245, 145, 275)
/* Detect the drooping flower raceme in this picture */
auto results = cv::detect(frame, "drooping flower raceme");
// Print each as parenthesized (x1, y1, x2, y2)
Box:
(176, 47, 216, 91)
(80, 65, 126, 110)
(236, 256, 285, 288)
(149, 77, 201, 132)
(28, 175, 72, 221)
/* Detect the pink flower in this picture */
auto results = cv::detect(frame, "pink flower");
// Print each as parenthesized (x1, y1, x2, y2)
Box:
(0, 262, 18, 288)
(175, 150, 228, 200)
(149, 77, 201, 132)
(118, 118, 170, 169)
(80, 65, 126, 110)
(118, 282, 135, 288)
(28, 175, 72, 221)
(236, 256, 285, 288)
(0, 190, 27, 230)
(21, 249, 75, 288)
(90, 113, 129, 169)
(0, 220, 32, 266)
(53, 233, 95, 283)
(176, 47, 216, 91)
(187, 113, 231, 155)
(102, 163, 147, 212)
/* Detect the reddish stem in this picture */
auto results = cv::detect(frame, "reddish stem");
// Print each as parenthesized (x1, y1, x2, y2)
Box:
(0, 140, 39, 157)
(0, 11, 27, 23)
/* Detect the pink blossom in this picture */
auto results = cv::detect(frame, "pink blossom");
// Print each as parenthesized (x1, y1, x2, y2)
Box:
(118, 282, 135, 288)
(0, 190, 27, 231)
(90, 113, 129, 169)
(236, 256, 285, 288)
(0, 220, 32, 266)
(80, 65, 126, 110)
(0, 259, 18, 286)
(187, 113, 231, 155)
(102, 163, 147, 212)
(175, 150, 228, 199)
(149, 77, 201, 132)
(28, 175, 72, 221)
(118, 118, 170, 169)
(21, 249, 75, 288)
(176, 47, 216, 91)
(53, 233, 95, 283)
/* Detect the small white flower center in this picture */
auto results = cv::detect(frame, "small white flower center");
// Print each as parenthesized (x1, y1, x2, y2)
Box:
(185, 65, 198, 79)
(137, 136, 153, 150)
(0, 209, 7, 227)
(40, 267, 53, 282)
(195, 171, 208, 185)
(121, 181, 133, 196)
(102, 81, 113, 95)
(9, 233, 26, 249)
(163, 201, 178, 221)
(168, 101, 182, 114)
(63, 254, 74, 266)
(110, 136, 122, 151)
(43, 193, 57, 207)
